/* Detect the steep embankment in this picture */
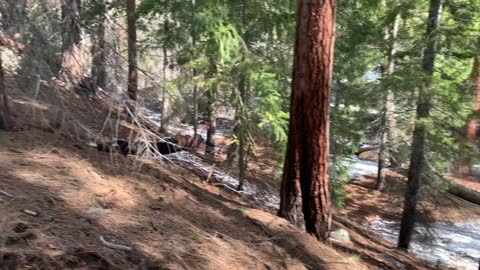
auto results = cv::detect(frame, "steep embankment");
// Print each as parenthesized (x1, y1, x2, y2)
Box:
(0, 130, 370, 270)
(0, 76, 374, 269)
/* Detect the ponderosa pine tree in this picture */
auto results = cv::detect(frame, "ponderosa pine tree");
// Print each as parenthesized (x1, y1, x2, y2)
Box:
(127, 0, 137, 101)
(398, 0, 443, 250)
(279, 0, 336, 241)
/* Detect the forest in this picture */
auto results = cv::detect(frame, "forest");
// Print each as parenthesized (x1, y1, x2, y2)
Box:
(0, 0, 479, 269)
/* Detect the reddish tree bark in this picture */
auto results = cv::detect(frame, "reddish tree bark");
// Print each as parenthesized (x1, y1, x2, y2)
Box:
(455, 38, 480, 175)
(279, 0, 336, 241)
(278, 114, 302, 223)
(127, 0, 138, 101)
(466, 48, 480, 144)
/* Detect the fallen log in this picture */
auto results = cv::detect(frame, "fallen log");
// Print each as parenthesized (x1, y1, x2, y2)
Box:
(449, 183, 480, 205)
(355, 145, 378, 156)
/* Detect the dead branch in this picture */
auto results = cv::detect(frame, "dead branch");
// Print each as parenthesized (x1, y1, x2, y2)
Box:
(99, 236, 133, 252)
(0, 190, 14, 198)
(23, 209, 38, 216)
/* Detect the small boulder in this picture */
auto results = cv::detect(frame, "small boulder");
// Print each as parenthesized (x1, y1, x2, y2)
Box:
(329, 229, 351, 243)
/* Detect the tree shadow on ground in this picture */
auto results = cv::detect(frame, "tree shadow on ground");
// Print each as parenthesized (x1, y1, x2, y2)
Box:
(0, 134, 346, 270)
(0, 170, 166, 270)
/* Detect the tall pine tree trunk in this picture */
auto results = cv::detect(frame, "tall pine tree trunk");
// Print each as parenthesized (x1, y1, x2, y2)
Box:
(377, 8, 400, 190)
(398, 0, 443, 250)
(0, 49, 9, 131)
(279, 0, 336, 241)
(127, 0, 138, 101)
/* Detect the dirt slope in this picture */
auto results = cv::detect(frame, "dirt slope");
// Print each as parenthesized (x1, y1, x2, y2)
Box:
(0, 130, 373, 270)
(1, 74, 441, 270)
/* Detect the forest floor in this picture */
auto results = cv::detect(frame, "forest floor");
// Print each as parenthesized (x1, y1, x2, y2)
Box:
(341, 172, 480, 224)
(0, 74, 478, 270)
(339, 171, 480, 270)
(0, 76, 375, 270)
(0, 130, 372, 270)
(446, 174, 480, 193)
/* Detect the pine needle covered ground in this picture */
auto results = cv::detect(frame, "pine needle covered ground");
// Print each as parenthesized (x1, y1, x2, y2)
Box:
(0, 75, 376, 270)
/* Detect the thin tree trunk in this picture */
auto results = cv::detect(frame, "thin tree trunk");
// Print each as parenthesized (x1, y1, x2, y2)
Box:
(280, 0, 336, 241)
(94, 0, 107, 89)
(0, 49, 9, 131)
(160, 20, 170, 133)
(237, 0, 248, 191)
(377, 117, 388, 189)
(205, 80, 216, 157)
(61, 0, 81, 56)
(386, 91, 398, 166)
(237, 76, 247, 190)
(191, 0, 198, 137)
(193, 84, 198, 136)
(225, 110, 239, 167)
(398, 0, 443, 250)
(377, 8, 400, 190)
(127, 0, 138, 101)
